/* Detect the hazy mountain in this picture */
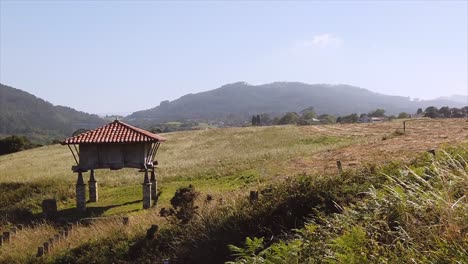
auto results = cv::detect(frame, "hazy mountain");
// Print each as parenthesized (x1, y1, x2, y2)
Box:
(0, 83, 106, 143)
(434, 95, 468, 104)
(1, 82, 464, 141)
(125, 82, 466, 125)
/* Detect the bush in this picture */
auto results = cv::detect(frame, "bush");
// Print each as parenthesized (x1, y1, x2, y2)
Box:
(163, 185, 199, 224)
(228, 149, 468, 263)
(398, 112, 409, 119)
(0, 135, 39, 155)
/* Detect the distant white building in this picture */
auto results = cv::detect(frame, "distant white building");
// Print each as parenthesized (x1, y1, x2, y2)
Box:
(359, 115, 386, 123)
(371, 117, 385, 123)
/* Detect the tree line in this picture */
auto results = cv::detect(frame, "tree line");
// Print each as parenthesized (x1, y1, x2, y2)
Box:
(252, 105, 468, 126)
(418, 106, 468, 118)
(0, 135, 42, 156)
(251, 107, 336, 126)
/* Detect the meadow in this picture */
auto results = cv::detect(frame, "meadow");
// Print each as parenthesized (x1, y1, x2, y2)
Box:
(0, 119, 467, 263)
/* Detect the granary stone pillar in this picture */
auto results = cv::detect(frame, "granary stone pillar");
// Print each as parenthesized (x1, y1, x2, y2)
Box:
(142, 170, 152, 209)
(76, 172, 86, 212)
(150, 169, 157, 202)
(88, 170, 98, 202)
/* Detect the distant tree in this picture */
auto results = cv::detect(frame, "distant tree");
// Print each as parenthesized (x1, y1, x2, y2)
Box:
(451, 108, 465, 118)
(336, 116, 342, 123)
(272, 117, 280, 125)
(0, 135, 35, 155)
(302, 111, 316, 120)
(259, 113, 271, 125)
(150, 127, 163, 133)
(424, 106, 439, 118)
(318, 114, 336, 124)
(278, 112, 300, 125)
(72, 128, 89, 137)
(463, 107, 468, 115)
(300, 106, 316, 120)
(251, 115, 257, 126)
(340, 113, 359, 123)
(163, 126, 173, 133)
(368, 109, 386, 117)
(416, 108, 423, 115)
(438, 106, 451, 118)
(398, 112, 409, 119)
(256, 115, 261, 126)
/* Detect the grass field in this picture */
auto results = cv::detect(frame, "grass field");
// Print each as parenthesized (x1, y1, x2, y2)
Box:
(0, 119, 467, 263)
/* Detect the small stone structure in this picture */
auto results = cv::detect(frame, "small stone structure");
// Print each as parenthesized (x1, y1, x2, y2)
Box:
(42, 199, 58, 218)
(142, 170, 152, 209)
(37, 246, 44, 257)
(88, 170, 98, 202)
(249, 191, 259, 203)
(61, 120, 166, 211)
(75, 173, 86, 211)
(150, 169, 157, 201)
(2, 232, 10, 243)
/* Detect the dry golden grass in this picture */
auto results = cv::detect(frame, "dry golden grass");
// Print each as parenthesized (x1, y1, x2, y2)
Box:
(0, 124, 351, 185)
(0, 119, 467, 262)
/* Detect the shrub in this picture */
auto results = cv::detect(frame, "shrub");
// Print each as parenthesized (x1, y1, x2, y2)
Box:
(227, 149, 468, 263)
(163, 185, 199, 224)
(0, 135, 39, 155)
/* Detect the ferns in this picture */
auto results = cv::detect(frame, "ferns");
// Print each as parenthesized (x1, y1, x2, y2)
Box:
(228, 149, 468, 264)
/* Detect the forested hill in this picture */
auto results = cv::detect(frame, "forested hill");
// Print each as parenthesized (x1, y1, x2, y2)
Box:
(125, 82, 465, 125)
(0, 83, 106, 143)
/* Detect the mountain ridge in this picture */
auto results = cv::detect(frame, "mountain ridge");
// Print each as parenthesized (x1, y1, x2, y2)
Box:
(125, 82, 465, 125)
(0, 83, 107, 143)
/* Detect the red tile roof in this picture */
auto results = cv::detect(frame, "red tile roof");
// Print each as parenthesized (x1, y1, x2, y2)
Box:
(61, 120, 166, 144)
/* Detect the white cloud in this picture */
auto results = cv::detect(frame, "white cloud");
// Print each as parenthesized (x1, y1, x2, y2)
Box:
(295, 33, 343, 49)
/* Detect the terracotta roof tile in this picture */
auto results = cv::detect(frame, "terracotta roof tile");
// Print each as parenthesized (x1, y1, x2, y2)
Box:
(61, 120, 166, 145)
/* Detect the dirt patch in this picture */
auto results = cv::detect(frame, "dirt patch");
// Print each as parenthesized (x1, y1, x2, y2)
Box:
(289, 119, 468, 175)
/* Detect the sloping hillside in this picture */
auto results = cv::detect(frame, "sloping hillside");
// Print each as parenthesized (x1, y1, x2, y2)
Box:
(0, 84, 106, 143)
(125, 82, 465, 125)
(0, 120, 466, 263)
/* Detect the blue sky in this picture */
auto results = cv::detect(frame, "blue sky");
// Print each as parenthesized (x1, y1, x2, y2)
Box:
(1, 1, 467, 114)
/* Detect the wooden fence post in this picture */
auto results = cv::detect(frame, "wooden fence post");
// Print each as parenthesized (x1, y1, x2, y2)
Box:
(336, 160, 343, 174)
(43, 242, 50, 254)
(54, 234, 61, 243)
(249, 191, 259, 203)
(37, 246, 44, 257)
(49, 238, 54, 251)
(2, 232, 10, 243)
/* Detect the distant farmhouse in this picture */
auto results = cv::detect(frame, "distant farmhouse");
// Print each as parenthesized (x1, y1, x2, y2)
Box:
(359, 115, 387, 123)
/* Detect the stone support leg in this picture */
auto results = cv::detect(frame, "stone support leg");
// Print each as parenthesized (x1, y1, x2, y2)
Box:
(76, 172, 86, 212)
(142, 170, 152, 209)
(88, 170, 98, 202)
(150, 170, 157, 201)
